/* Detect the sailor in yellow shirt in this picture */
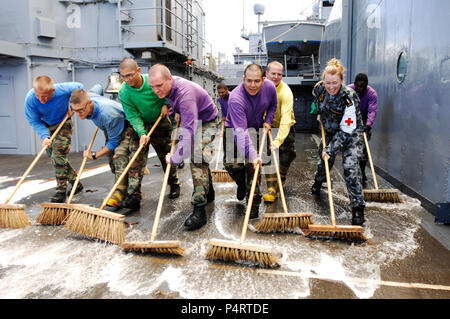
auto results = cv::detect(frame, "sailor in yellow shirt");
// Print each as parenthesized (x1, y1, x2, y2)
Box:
(263, 61, 297, 202)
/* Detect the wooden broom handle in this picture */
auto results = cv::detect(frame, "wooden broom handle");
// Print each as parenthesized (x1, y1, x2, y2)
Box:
(267, 130, 289, 214)
(240, 128, 268, 243)
(66, 127, 99, 204)
(363, 131, 379, 190)
(4, 113, 70, 204)
(214, 121, 225, 170)
(320, 119, 336, 227)
(150, 120, 181, 242)
(100, 115, 163, 209)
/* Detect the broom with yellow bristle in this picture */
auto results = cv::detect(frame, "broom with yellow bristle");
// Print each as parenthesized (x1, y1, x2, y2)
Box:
(206, 129, 280, 268)
(254, 130, 314, 233)
(122, 120, 184, 255)
(37, 127, 99, 225)
(0, 113, 71, 228)
(362, 132, 402, 203)
(304, 120, 367, 243)
(211, 121, 234, 183)
(64, 115, 164, 244)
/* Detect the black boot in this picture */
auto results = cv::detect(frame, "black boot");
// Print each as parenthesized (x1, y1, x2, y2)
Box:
(169, 184, 180, 199)
(50, 191, 66, 203)
(184, 206, 207, 231)
(249, 204, 259, 219)
(206, 182, 215, 203)
(67, 182, 83, 196)
(352, 206, 366, 226)
(311, 180, 322, 196)
(120, 195, 141, 211)
(237, 182, 246, 201)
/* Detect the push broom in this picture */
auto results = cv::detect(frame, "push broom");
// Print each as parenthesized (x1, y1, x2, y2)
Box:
(211, 121, 233, 183)
(0, 113, 70, 229)
(304, 120, 367, 243)
(122, 120, 184, 255)
(64, 115, 163, 244)
(362, 132, 402, 203)
(206, 129, 280, 268)
(254, 130, 314, 233)
(37, 127, 99, 225)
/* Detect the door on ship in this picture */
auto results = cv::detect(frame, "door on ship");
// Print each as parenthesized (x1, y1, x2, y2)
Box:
(0, 77, 18, 149)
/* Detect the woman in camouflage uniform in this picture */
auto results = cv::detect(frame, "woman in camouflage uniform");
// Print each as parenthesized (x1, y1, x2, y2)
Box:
(311, 59, 366, 226)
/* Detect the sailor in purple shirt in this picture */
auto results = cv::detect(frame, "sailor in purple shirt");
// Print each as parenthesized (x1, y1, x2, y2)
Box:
(217, 82, 229, 123)
(148, 64, 219, 231)
(348, 73, 378, 185)
(223, 64, 278, 219)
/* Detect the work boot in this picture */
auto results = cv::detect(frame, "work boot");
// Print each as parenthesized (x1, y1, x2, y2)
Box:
(206, 182, 215, 203)
(169, 184, 180, 199)
(67, 182, 83, 196)
(119, 195, 141, 211)
(263, 187, 278, 203)
(50, 191, 66, 203)
(178, 161, 185, 169)
(352, 206, 366, 226)
(184, 206, 207, 231)
(249, 204, 260, 219)
(311, 180, 322, 196)
(237, 182, 246, 201)
(104, 191, 124, 212)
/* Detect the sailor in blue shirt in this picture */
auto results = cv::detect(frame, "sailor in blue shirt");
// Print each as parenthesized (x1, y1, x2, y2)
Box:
(24, 76, 85, 203)
(69, 88, 135, 211)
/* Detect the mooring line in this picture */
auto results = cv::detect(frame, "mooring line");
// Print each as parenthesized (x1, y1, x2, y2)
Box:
(257, 269, 450, 292)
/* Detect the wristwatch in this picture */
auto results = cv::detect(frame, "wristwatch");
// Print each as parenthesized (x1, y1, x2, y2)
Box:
(91, 151, 97, 160)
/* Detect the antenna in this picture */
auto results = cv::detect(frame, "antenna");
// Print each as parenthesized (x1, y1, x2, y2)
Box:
(253, 3, 265, 34)
(241, 0, 249, 40)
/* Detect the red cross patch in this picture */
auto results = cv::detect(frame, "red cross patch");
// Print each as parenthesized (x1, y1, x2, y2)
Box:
(345, 118, 354, 126)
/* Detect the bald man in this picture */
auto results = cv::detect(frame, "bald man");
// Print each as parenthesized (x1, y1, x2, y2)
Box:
(263, 61, 297, 202)
(118, 58, 180, 212)
(148, 64, 218, 231)
(24, 76, 85, 203)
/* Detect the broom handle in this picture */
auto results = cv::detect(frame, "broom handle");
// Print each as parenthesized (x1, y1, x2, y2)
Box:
(267, 130, 288, 214)
(66, 127, 99, 204)
(99, 115, 163, 210)
(320, 120, 336, 227)
(363, 131, 379, 190)
(240, 129, 268, 243)
(4, 113, 70, 204)
(150, 120, 180, 242)
(215, 121, 225, 170)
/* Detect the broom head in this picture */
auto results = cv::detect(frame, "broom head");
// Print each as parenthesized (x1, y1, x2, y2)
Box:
(122, 240, 184, 256)
(37, 202, 71, 225)
(211, 170, 234, 183)
(363, 189, 402, 203)
(0, 203, 32, 228)
(206, 238, 279, 268)
(64, 204, 125, 244)
(304, 224, 367, 243)
(254, 212, 314, 233)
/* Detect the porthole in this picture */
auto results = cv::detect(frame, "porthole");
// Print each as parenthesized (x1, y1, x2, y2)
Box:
(397, 51, 408, 83)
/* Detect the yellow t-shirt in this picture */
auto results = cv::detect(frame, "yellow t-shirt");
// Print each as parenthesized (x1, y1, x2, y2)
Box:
(272, 81, 296, 148)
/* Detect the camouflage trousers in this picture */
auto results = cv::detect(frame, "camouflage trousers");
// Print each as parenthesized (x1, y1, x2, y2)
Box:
(45, 118, 78, 193)
(190, 117, 218, 207)
(223, 129, 264, 206)
(360, 129, 372, 178)
(108, 117, 179, 200)
(314, 131, 366, 208)
(264, 126, 297, 192)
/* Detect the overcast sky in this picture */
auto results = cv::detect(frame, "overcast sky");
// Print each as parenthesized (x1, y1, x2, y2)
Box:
(202, 0, 318, 63)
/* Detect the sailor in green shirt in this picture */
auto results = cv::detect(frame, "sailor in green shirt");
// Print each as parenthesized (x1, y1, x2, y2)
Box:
(118, 58, 180, 212)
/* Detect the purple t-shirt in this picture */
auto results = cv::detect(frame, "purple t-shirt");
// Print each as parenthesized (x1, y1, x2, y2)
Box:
(218, 95, 229, 118)
(348, 84, 378, 126)
(166, 76, 218, 164)
(225, 80, 278, 161)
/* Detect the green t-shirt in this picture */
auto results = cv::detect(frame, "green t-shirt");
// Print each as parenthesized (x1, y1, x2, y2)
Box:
(119, 74, 168, 137)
